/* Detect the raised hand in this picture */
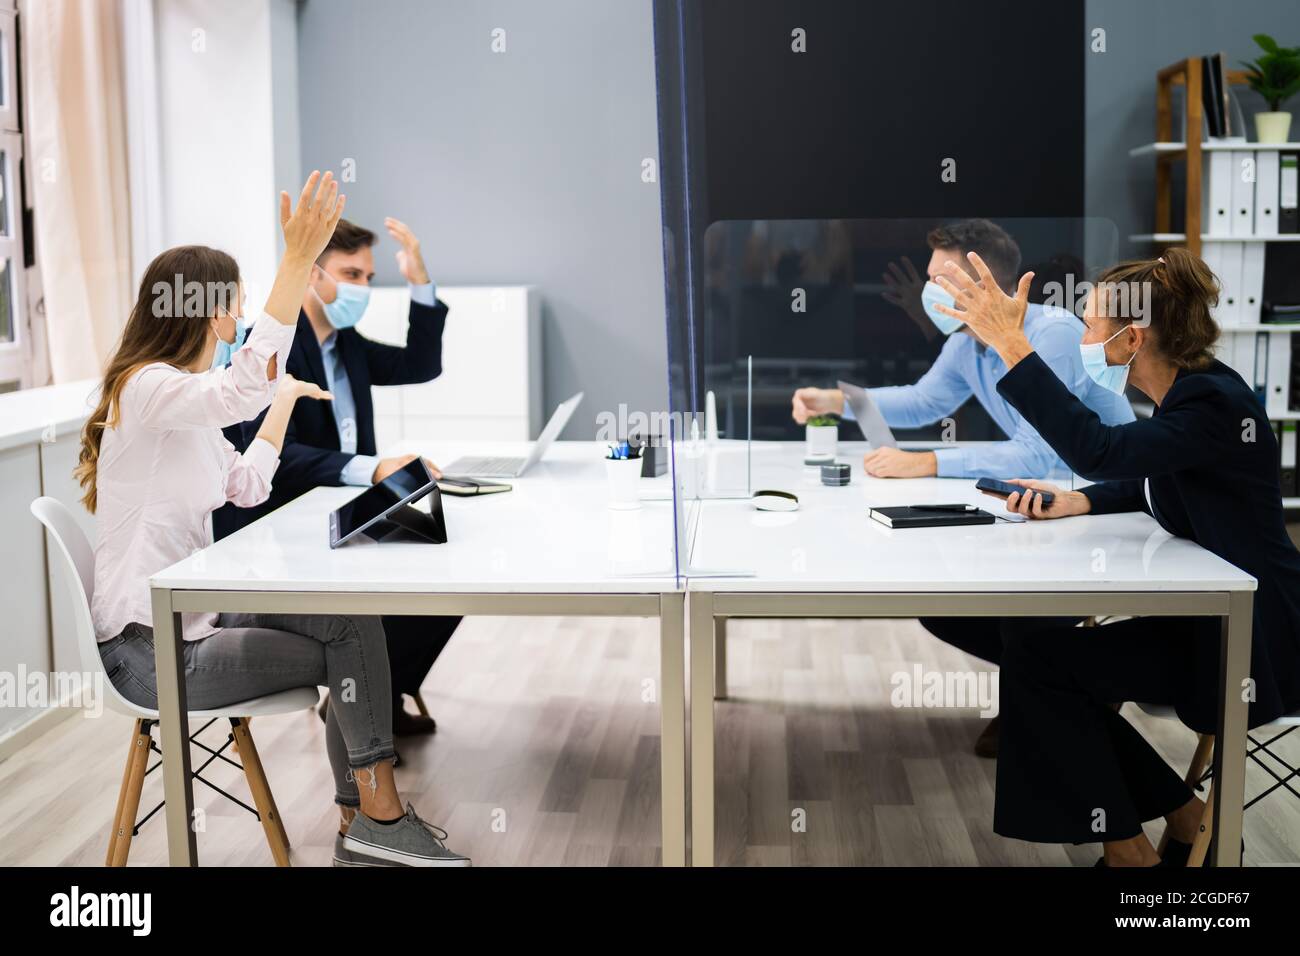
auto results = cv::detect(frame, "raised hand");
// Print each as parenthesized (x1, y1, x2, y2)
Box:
(881, 256, 934, 340)
(933, 252, 1034, 364)
(280, 171, 347, 263)
(384, 217, 430, 285)
(264, 172, 347, 326)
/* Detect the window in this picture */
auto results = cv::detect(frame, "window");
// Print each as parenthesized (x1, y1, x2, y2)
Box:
(0, 2, 27, 389)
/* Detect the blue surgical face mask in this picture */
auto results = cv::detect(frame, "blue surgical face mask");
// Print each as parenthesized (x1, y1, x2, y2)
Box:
(1079, 324, 1139, 395)
(318, 271, 371, 330)
(920, 280, 964, 336)
(210, 310, 248, 371)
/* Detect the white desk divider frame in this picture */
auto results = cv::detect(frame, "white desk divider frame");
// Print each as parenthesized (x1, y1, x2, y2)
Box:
(687, 587, 1254, 869)
(150, 587, 687, 867)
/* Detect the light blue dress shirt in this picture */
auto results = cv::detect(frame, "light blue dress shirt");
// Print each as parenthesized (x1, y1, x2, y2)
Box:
(850, 304, 1135, 479)
(323, 282, 436, 485)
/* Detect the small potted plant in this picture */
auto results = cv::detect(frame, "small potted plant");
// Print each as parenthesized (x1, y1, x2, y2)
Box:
(1240, 34, 1300, 143)
(805, 414, 839, 460)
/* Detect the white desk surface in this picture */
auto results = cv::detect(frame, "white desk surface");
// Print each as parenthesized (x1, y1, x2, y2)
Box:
(683, 441, 1257, 593)
(151, 441, 678, 593)
(0, 379, 98, 452)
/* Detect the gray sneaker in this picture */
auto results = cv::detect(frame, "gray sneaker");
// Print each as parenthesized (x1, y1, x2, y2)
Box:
(333, 831, 403, 867)
(340, 803, 471, 867)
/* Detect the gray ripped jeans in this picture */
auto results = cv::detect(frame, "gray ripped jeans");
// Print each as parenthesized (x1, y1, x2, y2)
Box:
(99, 612, 394, 807)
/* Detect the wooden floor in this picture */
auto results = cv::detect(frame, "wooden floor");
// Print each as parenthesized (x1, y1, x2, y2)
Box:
(1, 615, 1297, 866)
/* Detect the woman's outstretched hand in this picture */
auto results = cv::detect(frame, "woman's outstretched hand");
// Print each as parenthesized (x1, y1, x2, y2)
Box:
(933, 252, 1035, 367)
(280, 171, 347, 264)
(279, 373, 333, 404)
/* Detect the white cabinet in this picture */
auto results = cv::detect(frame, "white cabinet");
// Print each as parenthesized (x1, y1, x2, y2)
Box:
(356, 286, 542, 453)
(0, 442, 49, 736)
(0, 380, 97, 745)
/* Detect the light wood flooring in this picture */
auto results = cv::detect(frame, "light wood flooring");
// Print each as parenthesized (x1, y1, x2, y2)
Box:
(2, 615, 1297, 866)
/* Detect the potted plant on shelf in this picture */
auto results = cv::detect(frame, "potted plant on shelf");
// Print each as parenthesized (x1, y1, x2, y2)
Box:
(805, 414, 839, 460)
(1240, 33, 1300, 143)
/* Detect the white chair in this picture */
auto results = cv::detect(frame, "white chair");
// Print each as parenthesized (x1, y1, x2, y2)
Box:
(1136, 701, 1300, 866)
(31, 497, 319, 867)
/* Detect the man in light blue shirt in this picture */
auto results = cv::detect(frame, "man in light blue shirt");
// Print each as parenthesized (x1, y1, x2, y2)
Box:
(792, 219, 1134, 479)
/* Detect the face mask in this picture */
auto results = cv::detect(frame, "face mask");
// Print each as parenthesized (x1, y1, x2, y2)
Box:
(210, 310, 248, 371)
(317, 271, 371, 330)
(1079, 324, 1138, 395)
(920, 280, 964, 336)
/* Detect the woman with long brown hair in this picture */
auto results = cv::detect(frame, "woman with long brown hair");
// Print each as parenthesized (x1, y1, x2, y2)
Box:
(934, 246, 1300, 867)
(79, 172, 468, 867)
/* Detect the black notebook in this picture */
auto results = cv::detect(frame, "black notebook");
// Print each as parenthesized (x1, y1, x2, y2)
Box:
(868, 505, 996, 529)
(436, 477, 512, 497)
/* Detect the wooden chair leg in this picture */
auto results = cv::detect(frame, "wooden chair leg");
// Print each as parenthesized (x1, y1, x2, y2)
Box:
(411, 693, 430, 718)
(1158, 733, 1215, 855)
(229, 716, 250, 757)
(230, 718, 291, 866)
(108, 719, 152, 867)
(1188, 779, 1215, 867)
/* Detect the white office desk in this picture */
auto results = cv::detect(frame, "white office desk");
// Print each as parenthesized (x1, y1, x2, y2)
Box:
(148, 441, 685, 866)
(683, 441, 1256, 867)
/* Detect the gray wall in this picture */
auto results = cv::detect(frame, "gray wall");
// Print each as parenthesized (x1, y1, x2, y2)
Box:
(295, 0, 667, 438)
(1086, 0, 1300, 258)
(298, 0, 1300, 437)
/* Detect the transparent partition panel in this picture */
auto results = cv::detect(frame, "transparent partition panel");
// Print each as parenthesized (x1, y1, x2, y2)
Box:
(659, 213, 1128, 579)
(697, 216, 1123, 487)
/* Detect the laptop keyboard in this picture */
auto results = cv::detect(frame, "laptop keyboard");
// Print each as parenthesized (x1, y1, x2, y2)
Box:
(444, 456, 524, 476)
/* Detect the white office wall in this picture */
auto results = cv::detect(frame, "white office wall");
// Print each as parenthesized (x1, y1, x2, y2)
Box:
(152, 0, 299, 301)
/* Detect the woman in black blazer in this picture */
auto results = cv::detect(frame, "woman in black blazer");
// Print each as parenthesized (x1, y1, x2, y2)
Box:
(932, 247, 1300, 867)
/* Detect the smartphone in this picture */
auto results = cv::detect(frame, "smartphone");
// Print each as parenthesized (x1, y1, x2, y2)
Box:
(975, 477, 1054, 507)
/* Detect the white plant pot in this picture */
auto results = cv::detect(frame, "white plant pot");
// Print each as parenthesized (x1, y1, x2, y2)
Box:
(605, 457, 642, 511)
(805, 424, 837, 459)
(1255, 111, 1292, 143)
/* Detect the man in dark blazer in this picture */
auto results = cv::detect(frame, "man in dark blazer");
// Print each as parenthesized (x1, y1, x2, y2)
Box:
(214, 217, 458, 738)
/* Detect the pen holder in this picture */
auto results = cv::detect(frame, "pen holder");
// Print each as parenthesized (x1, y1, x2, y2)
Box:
(605, 457, 642, 510)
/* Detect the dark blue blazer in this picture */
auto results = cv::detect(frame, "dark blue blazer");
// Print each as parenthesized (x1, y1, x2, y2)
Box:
(997, 352, 1300, 730)
(213, 296, 449, 539)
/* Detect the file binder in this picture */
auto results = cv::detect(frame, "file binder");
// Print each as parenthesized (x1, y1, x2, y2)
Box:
(1291, 333, 1300, 412)
(1207, 241, 1243, 327)
(1255, 150, 1280, 238)
(1253, 333, 1270, 405)
(1240, 242, 1266, 325)
(1282, 153, 1299, 234)
(1280, 423, 1297, 498)
(1230, 150, 1255, 236)
(1204, 150, 1235, 236)
(1267, 332, 1292, 418)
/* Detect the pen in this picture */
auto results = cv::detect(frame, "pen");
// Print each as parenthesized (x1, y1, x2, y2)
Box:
(911, 504, 976, 513)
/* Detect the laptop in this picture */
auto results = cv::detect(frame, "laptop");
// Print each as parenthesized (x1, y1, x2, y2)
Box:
(443, 392, 584, 478)
(837, 380, 898, 449)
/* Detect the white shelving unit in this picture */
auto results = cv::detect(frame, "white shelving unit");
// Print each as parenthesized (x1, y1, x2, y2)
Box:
(1129, 101, 1300, 507)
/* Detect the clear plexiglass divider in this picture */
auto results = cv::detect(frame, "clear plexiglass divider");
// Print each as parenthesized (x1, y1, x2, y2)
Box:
(658, 214, 1132, 580)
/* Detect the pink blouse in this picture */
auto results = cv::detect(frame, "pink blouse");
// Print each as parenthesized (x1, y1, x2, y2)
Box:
(91, 315, 297, 642)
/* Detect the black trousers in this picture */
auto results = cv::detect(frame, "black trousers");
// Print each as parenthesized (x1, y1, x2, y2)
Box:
(993, 616, 1218, 844)
(918, 616, 1082, 666)
(381, 615, 460, 701)
(921, 614, 1217, 845)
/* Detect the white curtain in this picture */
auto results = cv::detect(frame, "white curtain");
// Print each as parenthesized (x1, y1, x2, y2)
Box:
(25, 0, 133, 383)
